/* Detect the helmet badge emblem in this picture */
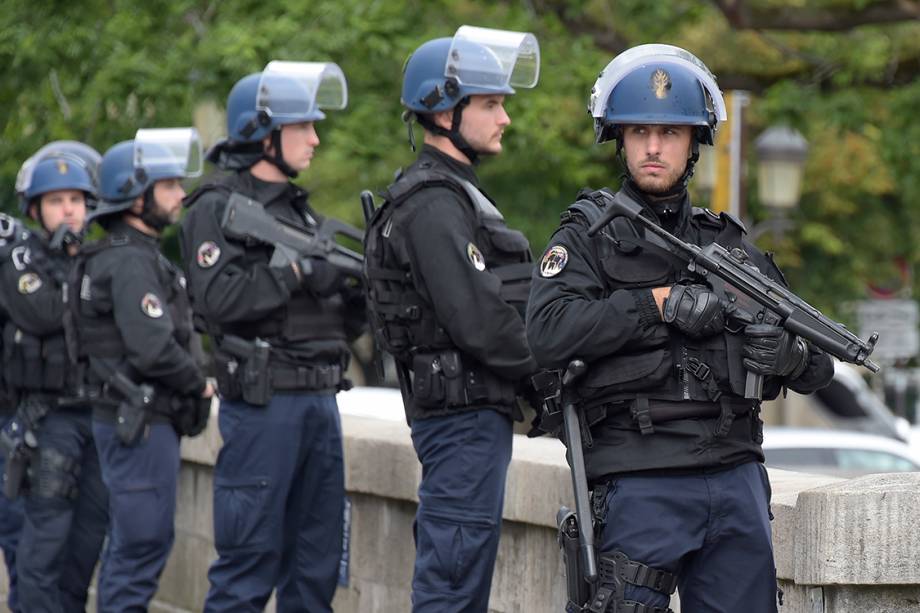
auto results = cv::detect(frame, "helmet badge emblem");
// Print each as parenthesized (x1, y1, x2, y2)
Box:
(651, 69, 671, 99)
(57, 160, 69, 174)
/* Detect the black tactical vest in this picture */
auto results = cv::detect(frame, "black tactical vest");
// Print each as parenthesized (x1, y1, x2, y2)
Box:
(364, 163, 533, 360)
(1, 231, 77, 396)
(565, 191, 753, 413)
(67, 234, 193, 371)
(183, 178, 349, 350)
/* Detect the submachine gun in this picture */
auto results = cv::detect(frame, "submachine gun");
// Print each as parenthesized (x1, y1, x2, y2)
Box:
(587, 191, 880, 398)
(220, 192, 364, 280)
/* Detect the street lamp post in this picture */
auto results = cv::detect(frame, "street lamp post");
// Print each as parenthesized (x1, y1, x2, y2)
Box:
(751, 126, 809, 244)
(751, 125, 809, 426)
(694, 144, 717, 207)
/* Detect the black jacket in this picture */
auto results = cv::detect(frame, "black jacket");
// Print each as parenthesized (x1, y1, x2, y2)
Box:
(365, 145, 537, 418)
(179, 170, 366, 365)
(527, 184, 833, 479)
(75, 221, 206, 410)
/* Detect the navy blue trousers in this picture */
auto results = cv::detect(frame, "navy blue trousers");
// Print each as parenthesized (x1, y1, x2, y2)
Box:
(18, 410, 108, 613)
(597, 461, 777, 612)
(0, 416, 24, 613)
(204, 393, 345, 613)
(93, 421, 180, 613)
(410, 409, 513, 613)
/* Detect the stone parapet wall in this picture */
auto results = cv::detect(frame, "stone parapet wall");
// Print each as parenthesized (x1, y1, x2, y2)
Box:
(3, 397, 916, 612)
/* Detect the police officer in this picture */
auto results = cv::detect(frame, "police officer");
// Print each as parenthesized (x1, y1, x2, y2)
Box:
(72, 128, 213, 612)
(526, 45, 834, 612)
(0, 211, 24, 613)
(0, 143, 110, 613)
(363, 26, 540, 612)
(179, 61, 364, 613)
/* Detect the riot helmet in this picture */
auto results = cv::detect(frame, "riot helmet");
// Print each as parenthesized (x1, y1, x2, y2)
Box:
(94, 128, 202, 229)
(16, 141, 101, 215)
(590, 44, 725, 178)
(401, 25, 540, 163)
(211, 61, 348, 176)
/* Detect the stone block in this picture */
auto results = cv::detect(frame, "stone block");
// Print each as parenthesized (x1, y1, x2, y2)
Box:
(793, 473, 920, 585)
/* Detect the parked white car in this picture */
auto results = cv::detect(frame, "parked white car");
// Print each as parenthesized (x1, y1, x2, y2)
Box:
(762, 426, 920, 477)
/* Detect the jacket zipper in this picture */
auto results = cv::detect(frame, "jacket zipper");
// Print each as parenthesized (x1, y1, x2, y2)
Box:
(681, 346, 690, 400)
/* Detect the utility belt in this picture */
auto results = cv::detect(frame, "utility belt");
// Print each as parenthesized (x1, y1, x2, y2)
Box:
(19, 390, 93, 413)
(91, 385, 173, 417)
(214, 334, 347, 407)
(616, 397, 755, 439)
(410, 349, 516, 411)
(562, 397, 757, 449)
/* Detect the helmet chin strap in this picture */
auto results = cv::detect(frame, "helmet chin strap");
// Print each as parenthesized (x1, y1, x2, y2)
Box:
(415, 98, 480, 165)
(264, 129, 299, 178)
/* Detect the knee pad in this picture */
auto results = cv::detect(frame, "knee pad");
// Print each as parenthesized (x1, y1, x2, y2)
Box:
(30, 447, 79, 500)
(585, 550, 678, 613)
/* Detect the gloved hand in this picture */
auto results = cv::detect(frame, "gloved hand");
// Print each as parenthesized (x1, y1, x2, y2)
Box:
(662, 284, 725, 338)
(297, 257, 342, 297)
(742, 324, 808, 378)
(173, 394, 212, 438)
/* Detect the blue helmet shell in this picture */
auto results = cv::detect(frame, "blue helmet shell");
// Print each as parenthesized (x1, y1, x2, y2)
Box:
(226, 72, 327, 144)
(401, 38, 515, 113)
(597, 63, 717, 145)
(95, 139, 186, 219)
(21, 156, 96, 213)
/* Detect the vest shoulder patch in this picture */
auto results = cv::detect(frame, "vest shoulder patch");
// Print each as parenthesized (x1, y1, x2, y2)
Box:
(540, 245, 568, 277)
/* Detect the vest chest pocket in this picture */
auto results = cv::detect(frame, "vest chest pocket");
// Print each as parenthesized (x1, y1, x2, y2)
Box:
(481, 225, 532, 318)
(577, 348, 673, 396)
(600, 251, 671, 288)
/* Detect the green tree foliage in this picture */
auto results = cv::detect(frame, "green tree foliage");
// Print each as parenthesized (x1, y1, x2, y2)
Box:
(2, 0, 918, 317)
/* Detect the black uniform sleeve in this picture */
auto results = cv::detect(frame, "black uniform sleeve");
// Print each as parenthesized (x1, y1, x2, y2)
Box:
(404, 194, 537, 380)
(180, 194, 301, 324)
(0, 258, 66, 337)
(526, 222, 669, 368)
(110, 254, 205, 396)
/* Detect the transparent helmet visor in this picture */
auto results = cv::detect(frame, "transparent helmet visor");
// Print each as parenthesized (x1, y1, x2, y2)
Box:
(133, 128, 203, 178)
(257, 61, 348, 119)
(590, 44, 726, 121)
(446, 26, 540, 90)
(16, 141, 102, 194)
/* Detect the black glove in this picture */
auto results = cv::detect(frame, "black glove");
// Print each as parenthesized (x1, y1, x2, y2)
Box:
(662, 284, 725, 339)
(298, 257, 342, 297)
(173, 395, 211, 438)
(742, 324, 809, 378)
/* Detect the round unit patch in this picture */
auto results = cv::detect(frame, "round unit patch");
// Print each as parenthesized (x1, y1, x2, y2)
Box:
(141, 293, 164, 318)
(196, 241, 221, 268)
(466, 242, 486, 271)
(17, 273, 42, 294)
(540, 245, 569, 278)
